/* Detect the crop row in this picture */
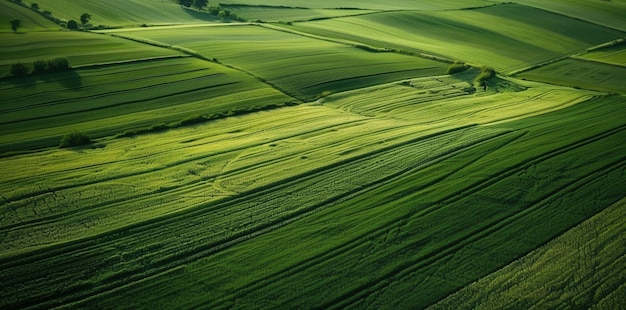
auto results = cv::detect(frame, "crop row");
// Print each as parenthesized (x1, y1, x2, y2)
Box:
(430, 197, 626, 309)
(286, 4, 624, 73)
(73, 96, 626, 309)
(0, 57, 292, 152)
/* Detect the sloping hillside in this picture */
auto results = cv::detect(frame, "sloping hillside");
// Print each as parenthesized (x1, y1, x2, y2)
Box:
(0, 1, 60, 31)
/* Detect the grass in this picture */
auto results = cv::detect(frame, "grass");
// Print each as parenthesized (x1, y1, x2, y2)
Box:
(223, 6, 378, 22)
(0, 57, 293, 152)
(513, 0, 626, 31)
(576, 40, 626, 67)
(10, 0, 217, 27)
(0, 31, 182, 76)
(517, 58, 626, 94)
(1, 75, 624, 308)
(0, 1, 625, 309)
(429, 197, 626, 309)
(0, 1, 61, 32)
(106, 24, 448, 100)
(285, 4, 624, 73)
(217, 0, 491, 10)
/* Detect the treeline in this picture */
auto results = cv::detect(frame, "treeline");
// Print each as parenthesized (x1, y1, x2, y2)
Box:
(175, 0, 246, 21)
(9, 57, 71, 77)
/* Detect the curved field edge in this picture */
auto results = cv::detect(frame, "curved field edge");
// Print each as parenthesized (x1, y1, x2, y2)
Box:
(429, 197, 626, 310)
(0, 92, 624, 309)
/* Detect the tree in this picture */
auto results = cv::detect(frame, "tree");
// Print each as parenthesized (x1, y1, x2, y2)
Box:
(193, 0, 208, 11)
(10, 63, 29, 77)
(178, 0, 193, 8)
(48, 57, 70, 72)
(67, 20, 78, 29)
(30, 3, 39, 10)
(60, 130, 91, 148)
(10, 19, 21, 32)
(80, 13, 91, 26)
(32, 60, 47, 74)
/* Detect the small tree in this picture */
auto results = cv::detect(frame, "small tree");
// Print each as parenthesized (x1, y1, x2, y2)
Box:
(60, 130, 92, 148)
(32, 59, 47, 74)
(10, 63, 29, 77)
(80, 13, 91, 26)
(193, 0, 208, 11)
(48, 57, 70, 71)
(31, 3, 39, 10)
(10, 19, 21, 32)
(178, 0, 193, 8)
(67, 20, 78, 29)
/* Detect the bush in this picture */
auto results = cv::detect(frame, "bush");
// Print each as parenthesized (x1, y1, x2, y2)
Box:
(447, 63, 470, 74)
(60, 131, 91, 148)
(48, 57, 70, 71)
(475, 66, 496, 86)
(32, 60, 47, 74)
(67, 20, 78, 29)
(10, 63, 29, 77)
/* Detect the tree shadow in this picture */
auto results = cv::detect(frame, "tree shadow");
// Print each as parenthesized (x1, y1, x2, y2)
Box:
(2, 69, 83, 90)
(40, 70, 83, 90)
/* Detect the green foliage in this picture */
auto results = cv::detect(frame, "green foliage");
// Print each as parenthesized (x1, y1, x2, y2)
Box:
(80, 13, 91, 25)
(10, 19, 21, 32)
(474, 66, 495, 86)
(193, 0, 208, 11)
(30, 3, 39, 10)
(208, 6, 220, 15)
(59, 130, 92, 148)
(178, 0, 193, 8)
(446, 63, 470, 74)
(9, 62, 29, 77)
(32, 60, 48, 74)
(47, 57, 70, 72)
(67, 19, 78, 29)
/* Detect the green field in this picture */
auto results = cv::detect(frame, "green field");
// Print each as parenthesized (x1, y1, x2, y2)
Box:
(7, 0, 216, 27)
(0, 0, 625, 309)
(514, 0, 626, 31)
(106, 24, 448, 100)
(0, 31, 182, 76)
(576, 40, 626, 67)
(224, 6, 378, 23)
(286, 4, 624, 73)
(0, 1, 60, 32)
(430, 197, 626, 309)
(219, 0, 492, 10)
(517, 58, 626, 94)
(0, 56, 292, 152)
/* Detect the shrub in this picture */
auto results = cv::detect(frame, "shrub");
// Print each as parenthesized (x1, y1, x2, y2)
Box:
(32, 60, 47, 74)
(10, 63, 29, 77)
(475, 66, 496, 86)
(60, 131, 92, 148)
(48, 57, 70, 71)
(31, 3, 39, 10)
(67, 20, 78, 29)
(209, 6, 221, 15)
(446, 63, 470, 74)
(179, 114, 208, 126)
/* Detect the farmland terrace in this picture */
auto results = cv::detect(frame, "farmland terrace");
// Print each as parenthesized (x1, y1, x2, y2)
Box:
(0, 0, 624, 309)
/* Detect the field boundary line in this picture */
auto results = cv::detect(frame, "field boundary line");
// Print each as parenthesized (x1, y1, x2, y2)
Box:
(71, 55, 191, 70)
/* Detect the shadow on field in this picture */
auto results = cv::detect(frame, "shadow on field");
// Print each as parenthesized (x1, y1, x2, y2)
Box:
(3, 70, 83, 90)
(42, 70, 83, 90)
